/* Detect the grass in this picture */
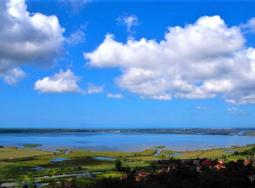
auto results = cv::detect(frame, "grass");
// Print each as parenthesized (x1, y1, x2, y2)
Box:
(171, 145, 254, 160)
(0, 147, 51, 160)
(96, 171, 124, 179)
(0, 147, 156, 181)
(0, 144, 254, 183)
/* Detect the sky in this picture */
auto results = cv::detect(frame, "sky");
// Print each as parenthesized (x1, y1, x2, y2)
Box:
(1, 0, 255, 128)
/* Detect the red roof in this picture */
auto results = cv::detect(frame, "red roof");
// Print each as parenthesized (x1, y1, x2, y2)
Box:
(202, 159, 212, 166)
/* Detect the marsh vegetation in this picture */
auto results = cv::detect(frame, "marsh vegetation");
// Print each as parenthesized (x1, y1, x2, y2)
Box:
(0, 144, 255, 187)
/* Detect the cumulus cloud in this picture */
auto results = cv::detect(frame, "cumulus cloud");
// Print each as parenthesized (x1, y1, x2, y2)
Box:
(85, 15, 255, 104)
(0, 0, 64, 73)
(86, 84, 104, 94)
(34, 70, 81, 93)
(107, 93, 124, 99)
(1, 67, 26, 85)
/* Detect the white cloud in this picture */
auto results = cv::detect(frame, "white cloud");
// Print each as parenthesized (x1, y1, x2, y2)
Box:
(241, 17, 255, 33)
(85, 15, 255, 104)
(227, 106, 248, 116)
(86, 84, 104, 94)
(0, 0, 64, 73)
(66, 29, 85, 45)
(59, 0, 91, 12)
(1, 67, 26, 85)
(117, 14, 138, 33)
(107, 93, 123, 99)
(151, 94, 171, 100)
(34, 70, 81, 93)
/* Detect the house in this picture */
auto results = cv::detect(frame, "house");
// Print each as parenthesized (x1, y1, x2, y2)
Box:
(193, 159, 200, 166)
(135, 171, 150, 182)
(218, 160, 224, 165)
(243, 159, 251, 166)
(214, 160, 225, 170)
(196, 166, 202, 173)
(202, 159, 212, 167)
(214, 164, 225, 170)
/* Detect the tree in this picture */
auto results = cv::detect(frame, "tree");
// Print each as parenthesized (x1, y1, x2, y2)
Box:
(115, 160, 122, 171)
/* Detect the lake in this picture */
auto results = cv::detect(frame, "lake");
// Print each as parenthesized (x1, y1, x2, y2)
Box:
(0, 132, 254, 151)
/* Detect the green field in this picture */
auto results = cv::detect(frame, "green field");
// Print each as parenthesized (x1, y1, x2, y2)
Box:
(0, 145, 255, 187)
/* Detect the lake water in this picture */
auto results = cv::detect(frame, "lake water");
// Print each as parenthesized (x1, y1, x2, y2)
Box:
(94, 157, 116, 161)
(50, 157, 69, 163)
(0, 132, 254, 151)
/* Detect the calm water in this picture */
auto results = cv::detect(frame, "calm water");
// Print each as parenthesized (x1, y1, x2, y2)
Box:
(94, 157, 116, 161)
(0, 132, 254, 151)
(50, 157, 69, 163)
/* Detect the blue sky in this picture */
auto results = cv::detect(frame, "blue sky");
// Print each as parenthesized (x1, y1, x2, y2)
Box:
(1, 0, 255, 128)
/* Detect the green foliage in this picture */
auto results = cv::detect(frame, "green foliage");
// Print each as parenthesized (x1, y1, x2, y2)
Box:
(1, 144, 255, 186)
(115, 160, 122, 171)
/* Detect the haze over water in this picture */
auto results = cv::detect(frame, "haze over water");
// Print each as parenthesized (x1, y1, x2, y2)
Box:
(1, 132, 255, 151)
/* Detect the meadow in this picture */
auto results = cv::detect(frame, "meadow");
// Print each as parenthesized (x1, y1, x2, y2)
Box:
(0, 144, 254, 187)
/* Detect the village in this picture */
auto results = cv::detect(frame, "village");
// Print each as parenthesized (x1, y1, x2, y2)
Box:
(133, 157, 255, 182)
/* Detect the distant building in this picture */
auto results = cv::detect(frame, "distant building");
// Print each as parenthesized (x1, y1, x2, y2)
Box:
(135, 171, 150, 181)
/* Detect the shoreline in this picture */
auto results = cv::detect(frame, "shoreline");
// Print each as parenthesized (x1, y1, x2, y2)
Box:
(0, 128, 255, 137)
(1, 143, 254, 154)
